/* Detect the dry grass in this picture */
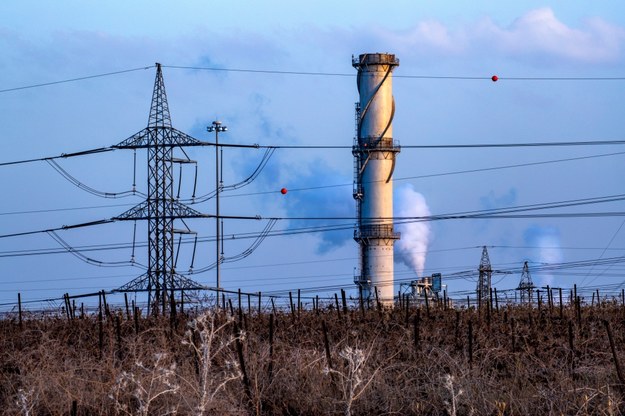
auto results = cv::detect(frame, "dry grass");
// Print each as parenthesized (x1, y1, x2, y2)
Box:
(2, 300, 625, 415)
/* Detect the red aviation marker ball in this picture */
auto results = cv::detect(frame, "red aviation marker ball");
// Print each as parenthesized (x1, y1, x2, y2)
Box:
(491, 75, 499, 82)
(280, 188, 288, 195)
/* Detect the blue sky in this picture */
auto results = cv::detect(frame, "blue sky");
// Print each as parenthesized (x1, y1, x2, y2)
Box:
(1, 1, 625, 310)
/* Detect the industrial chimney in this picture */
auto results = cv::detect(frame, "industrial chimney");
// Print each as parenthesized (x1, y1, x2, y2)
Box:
(352, 53, 401, 306)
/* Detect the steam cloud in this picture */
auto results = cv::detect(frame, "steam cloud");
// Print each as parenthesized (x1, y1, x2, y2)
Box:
(235, 150, 354, 253)
(394, 184, 431, 277)
(523, 225, 563, 287)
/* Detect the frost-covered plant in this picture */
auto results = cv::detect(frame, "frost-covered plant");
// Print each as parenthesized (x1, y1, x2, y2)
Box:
(182, 311, 242, 414)
(443, 374, 464, 416)
(110, 352, 180, 416)
(324, 346, 378, 416)
(16, 387, 36, 416)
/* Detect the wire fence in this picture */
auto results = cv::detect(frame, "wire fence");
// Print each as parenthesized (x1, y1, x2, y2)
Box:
(2, 282, 624, 322)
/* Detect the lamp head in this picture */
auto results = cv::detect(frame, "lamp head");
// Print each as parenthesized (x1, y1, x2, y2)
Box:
(207, 120, 227, 133)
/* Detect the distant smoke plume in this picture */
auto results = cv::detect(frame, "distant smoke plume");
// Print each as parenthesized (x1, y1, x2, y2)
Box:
(224, 108, 354, 254)
(395, 184, 431, 277)
(234, 147, 354, 253)
(281, 164, 354, 253)
(523, 225, 563, 287)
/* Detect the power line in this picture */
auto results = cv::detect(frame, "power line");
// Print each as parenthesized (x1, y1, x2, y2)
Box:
(399, 150, 625, 179)
(0, 66, 155, 94)
(489, 245, 625, 252)
(258, 256, 625, 297)
(1, 191, 623, 244)
(262, 191, 625, 221)
(114, 139, 625, 149)
(2, 255, 624, 306)
(0, 194, 625, 268)
(397, 140, 625, 149)
(0, 147, 115, 167)
(1, 148, 620, 217)
(163, 64, 356, 78)
(163, 65, 625, 81)
(2, 64, 623, 97)
(3, 142, 624, 173)
(216, 140, 625, 149)
(4, 64, 625, 305)
(0, 202, 136, 217)
(580, 218, 625, 287)
(268, 212, 625, 222)
(0, 219, 113, 240)
(45, 159, 145, 199)
(221, 150, 625, 198)
(9, 244, 624, 286)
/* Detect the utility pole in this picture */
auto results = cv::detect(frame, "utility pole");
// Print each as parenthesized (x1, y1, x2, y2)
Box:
(207, 121, 227, 307)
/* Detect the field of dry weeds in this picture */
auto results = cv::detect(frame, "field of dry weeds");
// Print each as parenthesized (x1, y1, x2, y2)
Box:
(2, 298, 625, 415)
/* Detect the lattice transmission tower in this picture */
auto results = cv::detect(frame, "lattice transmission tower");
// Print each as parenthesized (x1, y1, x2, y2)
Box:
(476, 246, 492, 306)
(517, 261, 534, 304)
(113, 63, 207, 314)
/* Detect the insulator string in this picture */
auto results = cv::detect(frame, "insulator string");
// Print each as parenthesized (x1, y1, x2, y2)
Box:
(176, 163, 183, 200)
(132, 149, 137, 193)
(192, 163, 198, 200)
(131, 221, 137, 263)
(189, 235, 198, 273)
(174, 235, 182, 268)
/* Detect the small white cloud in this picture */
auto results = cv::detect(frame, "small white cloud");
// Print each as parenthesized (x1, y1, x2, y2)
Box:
(498, 7, 625, 63)
(374, 21, 466, 56)
(479, 188, 517, 211)
(377, 7, 625, 64)
(413, 20, 465, 52)
(523, 225, 563, 287)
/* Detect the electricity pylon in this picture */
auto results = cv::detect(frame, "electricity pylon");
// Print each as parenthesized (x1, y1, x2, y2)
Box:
(518, 261, 534, 304)
(476, 246, 492, 306)
(113, 63, 206, 314)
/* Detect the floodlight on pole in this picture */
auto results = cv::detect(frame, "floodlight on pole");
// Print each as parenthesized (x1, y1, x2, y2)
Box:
(207, 120, 227, 307)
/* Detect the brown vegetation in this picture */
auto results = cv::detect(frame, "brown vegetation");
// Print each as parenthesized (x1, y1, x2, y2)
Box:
(2, 297, 625, 415)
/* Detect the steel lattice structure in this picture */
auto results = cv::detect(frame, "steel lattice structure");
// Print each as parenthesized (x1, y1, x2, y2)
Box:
(518, 261, 535, 304)
(476, 246, 492, 306)
(113, 63, 206, 314)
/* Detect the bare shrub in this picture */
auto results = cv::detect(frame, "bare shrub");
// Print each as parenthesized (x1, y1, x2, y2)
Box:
(2, 302, 625, 414)
(181, 311, 244, 414)
(109, 352, 180, 415)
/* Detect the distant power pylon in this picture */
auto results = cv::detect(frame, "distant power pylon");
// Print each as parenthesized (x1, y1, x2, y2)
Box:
(113, 63, 206, 314)
(518, 261, 534, 304)
(476, 246, 492, 306)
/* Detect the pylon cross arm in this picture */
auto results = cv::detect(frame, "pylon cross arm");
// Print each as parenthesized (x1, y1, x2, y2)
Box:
(113, 201, 206, 221)
(113, 127, 204, 149)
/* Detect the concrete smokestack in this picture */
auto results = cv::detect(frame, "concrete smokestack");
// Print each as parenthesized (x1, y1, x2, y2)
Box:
(352, 53, 400, 306)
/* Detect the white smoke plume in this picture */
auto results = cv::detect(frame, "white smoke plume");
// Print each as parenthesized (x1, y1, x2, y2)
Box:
(524, 225, 563, 287)
(394, 184, 431, 277)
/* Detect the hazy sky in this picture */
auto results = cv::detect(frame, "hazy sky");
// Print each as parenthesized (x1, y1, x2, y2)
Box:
(1, 1, 625, 310)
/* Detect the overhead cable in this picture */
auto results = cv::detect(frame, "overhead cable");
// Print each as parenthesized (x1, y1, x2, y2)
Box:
(0, 66, 155, 94)
(3, 141, 624, 170)
(2, 64, 623, 96)
(46, 231, 145, 269)
(183, 147, 276, 204)
(1, 192, 622, 242)
(45, 159, 145, 199)
(0, 147, 115, 167)
(244, 140, 625, 149)
(162, 65, 625, 82)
